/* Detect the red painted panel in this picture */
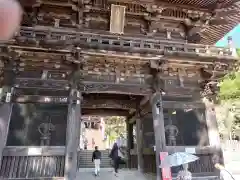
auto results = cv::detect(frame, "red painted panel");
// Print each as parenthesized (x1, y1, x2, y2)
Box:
(160, 152, 172, 180)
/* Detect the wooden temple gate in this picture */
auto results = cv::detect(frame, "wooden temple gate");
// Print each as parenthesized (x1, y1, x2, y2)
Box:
(0, 0, 239, 179)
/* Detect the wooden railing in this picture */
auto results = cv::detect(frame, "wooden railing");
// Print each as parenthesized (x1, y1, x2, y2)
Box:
(1, 26, 236, 58)
(130, 147, 216, 175)
(0, 155, 65, 179)
(172, 154, 215, 174)
(141, 153, 214, 175)
(0, 146, 65, 179)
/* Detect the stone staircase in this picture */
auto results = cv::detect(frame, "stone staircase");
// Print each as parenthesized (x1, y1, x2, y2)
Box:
(78, 150, 112, 168)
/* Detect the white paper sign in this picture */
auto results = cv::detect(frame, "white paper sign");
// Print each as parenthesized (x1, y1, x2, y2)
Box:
(28, 148, 42, 155)
(185, 147, 196, 154)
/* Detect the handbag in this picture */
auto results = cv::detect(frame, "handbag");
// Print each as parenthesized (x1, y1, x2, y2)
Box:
(118, 149, 124, 159)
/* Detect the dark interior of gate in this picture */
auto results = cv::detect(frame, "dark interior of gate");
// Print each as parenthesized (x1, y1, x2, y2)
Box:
(0, 0, 239, 179)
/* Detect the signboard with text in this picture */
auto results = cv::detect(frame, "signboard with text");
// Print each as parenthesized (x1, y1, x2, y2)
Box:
(160, 152, 172, 180)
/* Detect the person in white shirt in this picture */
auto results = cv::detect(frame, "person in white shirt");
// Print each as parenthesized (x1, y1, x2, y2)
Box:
(92, 146, 101, 176)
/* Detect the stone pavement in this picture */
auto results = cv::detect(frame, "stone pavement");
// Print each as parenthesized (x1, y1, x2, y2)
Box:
(76, 168, 219, 180)
(76, 168, 155, 180)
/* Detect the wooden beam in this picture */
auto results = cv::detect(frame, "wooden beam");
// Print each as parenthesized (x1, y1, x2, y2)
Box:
(13, 95, 69, 104)
(129, 100, 205, 123)
(126, 122, 133, 167)
(82, 99, 136, 110)
(14, 78, 69, 90)
(82, 108, 129, 116)
(79, 81, 152, 95)
(109, 0, 212, 12)
(64, 89, 81, 180)
(151, 92, 166, 180)
(2, 146, 65, 156)
(135, 111, 144, 171)
(203, 98, 221, 148)
(0, 104, 13, 167)
(130, 146, 218, 155)
(81, 81, 198, 97)
(166, 146, 217, 154)
(13, 95, 136, 110)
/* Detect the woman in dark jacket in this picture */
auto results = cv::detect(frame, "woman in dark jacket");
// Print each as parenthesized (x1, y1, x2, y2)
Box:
(109, 143, 119, 176)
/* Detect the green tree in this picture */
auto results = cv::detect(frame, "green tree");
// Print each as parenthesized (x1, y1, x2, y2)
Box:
(104, 116, 126, 146)
(215, 102, 239, 140)
(217, 48, 240, 140)
(219, 71, 240, 101)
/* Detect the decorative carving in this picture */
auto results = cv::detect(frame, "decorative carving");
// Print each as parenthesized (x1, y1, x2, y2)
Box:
(165, 125, 179, 146)
(38, 115, 56, 146)
(82, 99, 136, 110)
(79, 82, 151, 95)
(14, 78, 69, 90)
(82, 83, 109, 92)
(200, 82, 219, 101)
(14, 95, 69, 103)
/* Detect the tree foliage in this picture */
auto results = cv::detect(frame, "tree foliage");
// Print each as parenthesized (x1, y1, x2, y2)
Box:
(215, 102, 240, 140)
(219, 71, 240, 101)
(104, 116, 126, 145)
(216, 48, 240, 140)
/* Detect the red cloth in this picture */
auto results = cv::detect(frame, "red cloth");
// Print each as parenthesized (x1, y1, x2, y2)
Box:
(160, 152, 172, 180)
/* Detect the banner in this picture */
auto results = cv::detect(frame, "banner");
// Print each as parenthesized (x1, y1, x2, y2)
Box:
(160, 152, 172, 180)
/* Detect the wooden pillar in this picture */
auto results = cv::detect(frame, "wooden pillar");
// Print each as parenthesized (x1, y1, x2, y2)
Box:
(1, 57, 14, 102)
(64, 88, 81, 180)
(0, 57, 15, 167)
(0, 104, 13, 167)
(203, 98, 222, 168)
(203, 98, 221, 148)
(127, 121, 133, 168)
(136, 113, 143, 172)
(151, 92, 166, 180)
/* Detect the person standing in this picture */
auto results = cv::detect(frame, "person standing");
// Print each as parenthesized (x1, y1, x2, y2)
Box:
(109, 142, 120, 176)
(176, 164, 192, 180)
(92, 146, 101, 176)
(84, 138, 88, 150)
(92, 138, 95, 149)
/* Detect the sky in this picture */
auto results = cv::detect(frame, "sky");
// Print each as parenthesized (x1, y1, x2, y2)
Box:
(215, 24, 240, 48)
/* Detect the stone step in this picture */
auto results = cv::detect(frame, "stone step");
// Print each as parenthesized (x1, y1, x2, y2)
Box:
(78, 162, 111, 165)
(78, 155, 110, 158)
(78, 150, 112, 168)
(78, 165, 112, 168)
(79, 161, 111, 164)
(78, 158, 111, 162)
(78, 161, 112, 165)
(78, 153, 112, 168)
(78, 154, 110, 157)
